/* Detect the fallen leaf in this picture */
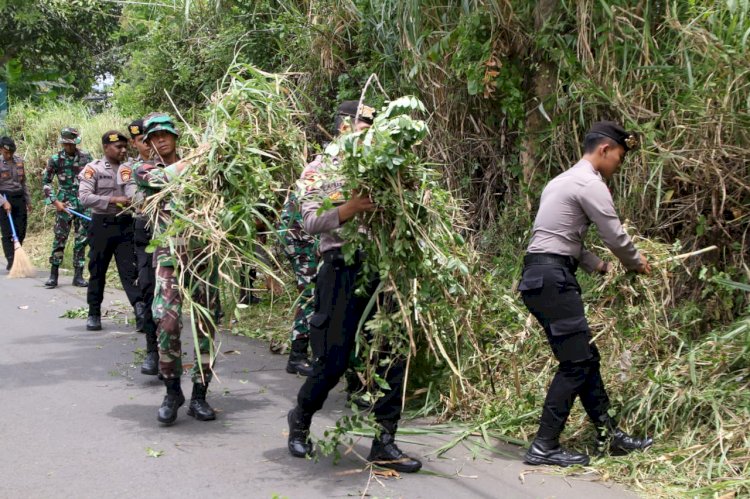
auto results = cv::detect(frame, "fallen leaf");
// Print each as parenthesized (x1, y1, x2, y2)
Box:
(146, 447, 164, 458)
(372, 468, 400, 478)
(18, 305, 29, 310)
(224, 350, 241, 355)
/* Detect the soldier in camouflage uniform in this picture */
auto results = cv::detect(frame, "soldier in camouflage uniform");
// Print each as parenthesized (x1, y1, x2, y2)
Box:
(132, 113, 218, 426)
(42, 128, 93, 288)
(278, 172, 320, 377)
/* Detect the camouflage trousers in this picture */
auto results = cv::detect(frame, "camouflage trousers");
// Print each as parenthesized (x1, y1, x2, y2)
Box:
(283, 238, 318, 341)
(50, 209, 89, 268)
(153, 261, 218, 384)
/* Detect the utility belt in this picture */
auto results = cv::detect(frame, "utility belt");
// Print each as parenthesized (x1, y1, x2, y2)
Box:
(91, 213, 133, 226)
(321, 247, 363, 267)
(524, 253, 579, 273)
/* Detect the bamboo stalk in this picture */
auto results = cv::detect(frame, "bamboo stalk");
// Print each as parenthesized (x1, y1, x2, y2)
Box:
(656, 245, 718, 265)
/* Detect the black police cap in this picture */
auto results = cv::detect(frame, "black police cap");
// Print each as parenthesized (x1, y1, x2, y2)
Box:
(0, 136, 16, 152)
(587, 121, 639, 151)
(337, 100, 376, 125)
(128, 119, 145, 138)
(101, 130, 128, 144)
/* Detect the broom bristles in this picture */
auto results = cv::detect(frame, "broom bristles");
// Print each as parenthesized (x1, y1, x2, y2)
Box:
(8, 242, 36, 278)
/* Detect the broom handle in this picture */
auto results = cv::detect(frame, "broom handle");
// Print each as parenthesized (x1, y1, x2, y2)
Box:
(0, 194, 19, 242)
(66, 208, 92, 222)
(6, 210, 19, 242)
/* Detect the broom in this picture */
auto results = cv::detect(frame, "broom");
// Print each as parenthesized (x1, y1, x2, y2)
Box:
(6, 208, 35, 278)
(66, 208, 92, 222)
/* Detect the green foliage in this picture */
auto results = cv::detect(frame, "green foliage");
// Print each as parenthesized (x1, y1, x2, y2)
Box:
(113, 0, 291, 119)
(59, 306, 88, 319)
(0, 0, 121, 100)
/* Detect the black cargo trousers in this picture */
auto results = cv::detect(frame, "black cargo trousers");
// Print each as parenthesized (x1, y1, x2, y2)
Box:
(87, 214, 142, 313)
(518, 253, 611, 441)
(134, 216, 157, 352)
(297, 248, 405, 423)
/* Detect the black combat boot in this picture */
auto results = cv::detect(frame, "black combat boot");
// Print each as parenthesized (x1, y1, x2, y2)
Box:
(368, 421, 422, 473)
(187, 382, 216, 421)
(596, 424, 653, 455)
(287, 406, 314, 458)
(524, 437, 590, 467)
(286, 337, 314, 376)
(158, 378, 185, 425)
(140, 351, 159, 376)
(86, 307, 102, 331)
(6, 258, 13, 271)
(134, 302, 146, 332)
(72, 266, 88, 287)
(44, 265, 59, 289)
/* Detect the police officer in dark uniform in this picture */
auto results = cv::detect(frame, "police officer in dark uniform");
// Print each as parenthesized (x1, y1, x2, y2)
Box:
(118, 119, 158, 374)
(519, 121, 653, 467)
(0, 136, 32, 271)
(78, 131, 143, 331)
(286, 101, 422, 473)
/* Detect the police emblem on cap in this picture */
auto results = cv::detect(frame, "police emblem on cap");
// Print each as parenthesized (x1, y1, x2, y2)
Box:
(120, 167, 132, 183)
(359, 105, 375, 121)
(109, 134, 119, 143)
(624, 134, 639, 150)
(83, 167, 95, 180)
(129, 125, 141, 136)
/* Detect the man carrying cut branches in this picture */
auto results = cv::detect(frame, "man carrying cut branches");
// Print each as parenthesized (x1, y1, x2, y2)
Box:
(519, 121, 653, 467)
(133, 113, 218, 426)
(286, 100, 422, 473)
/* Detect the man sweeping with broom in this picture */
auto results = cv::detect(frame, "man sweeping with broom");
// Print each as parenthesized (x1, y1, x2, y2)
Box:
(0, 136, 34, 276)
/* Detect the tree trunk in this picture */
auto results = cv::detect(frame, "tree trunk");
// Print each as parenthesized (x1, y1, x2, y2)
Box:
(521, 0, 560, 209)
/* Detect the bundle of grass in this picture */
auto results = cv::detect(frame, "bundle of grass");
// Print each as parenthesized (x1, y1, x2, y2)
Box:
(141, 64, 308, 361)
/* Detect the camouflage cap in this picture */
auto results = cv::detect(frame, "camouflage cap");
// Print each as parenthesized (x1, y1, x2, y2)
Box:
(59, 127, 82, 145)
(337, 100, 376, 125)
(143, 113, 179, 141)
(587, 121, 639, 152)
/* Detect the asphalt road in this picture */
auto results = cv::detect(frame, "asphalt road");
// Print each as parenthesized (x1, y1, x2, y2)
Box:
(0, 268, 637, 499)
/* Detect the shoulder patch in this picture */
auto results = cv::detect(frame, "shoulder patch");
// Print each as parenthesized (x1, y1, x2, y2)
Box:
(83, 167, 95, 180)
(120, 167, 132, 182)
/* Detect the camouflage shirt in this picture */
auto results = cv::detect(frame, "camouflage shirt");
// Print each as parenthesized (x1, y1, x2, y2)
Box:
(43, 149, 93, 206)
(133, 158, 183, 265)
(0, 154, 30, 204)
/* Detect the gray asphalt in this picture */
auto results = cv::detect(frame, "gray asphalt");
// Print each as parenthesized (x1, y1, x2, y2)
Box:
(0, 269, 637, 499)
